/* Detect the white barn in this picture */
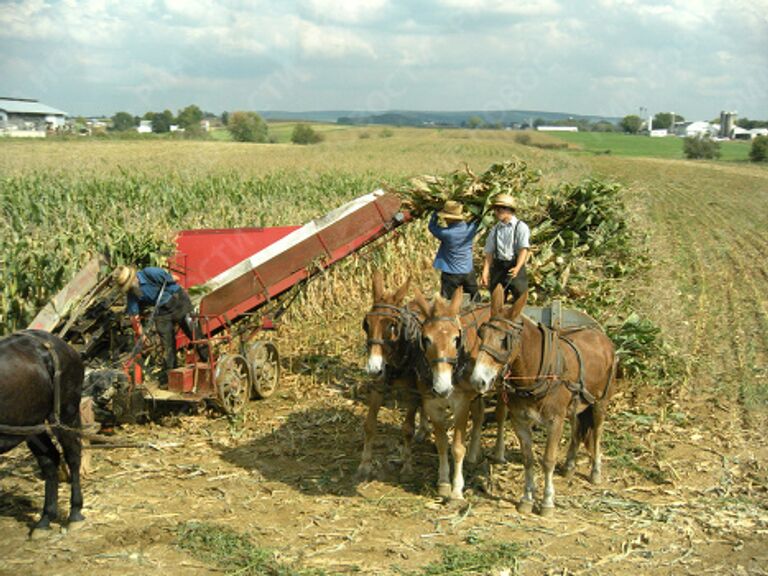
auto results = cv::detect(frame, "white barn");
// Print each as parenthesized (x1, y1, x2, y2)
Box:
(0, 97, 68, 137)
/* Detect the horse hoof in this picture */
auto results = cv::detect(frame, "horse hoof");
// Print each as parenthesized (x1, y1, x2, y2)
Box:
(561, 466, 575, 479)
(437, 483, 452, 499)
(590, 471, 602, 484)
(356, 464, 372, 482)
(490, 455, 507, 465)
(29, 527, 53, 540)
(517, 500, 534, 514)
(68, 513, 86, 528)
(539, 505, 555, 517)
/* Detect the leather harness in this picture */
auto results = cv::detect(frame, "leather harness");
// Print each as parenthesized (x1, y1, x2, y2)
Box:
(481, 317, 597, 405)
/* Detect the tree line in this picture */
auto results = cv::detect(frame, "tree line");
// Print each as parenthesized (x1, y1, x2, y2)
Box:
(107, 106, 323, 144)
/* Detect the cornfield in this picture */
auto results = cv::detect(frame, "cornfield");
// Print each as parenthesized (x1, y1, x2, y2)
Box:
(0, 134, 663, 381)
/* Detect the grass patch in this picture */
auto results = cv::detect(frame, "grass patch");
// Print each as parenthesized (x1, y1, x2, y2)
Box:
(176, 521, 329, 575)
(394, 542, 525, 576)
(549, 131, 751, 161)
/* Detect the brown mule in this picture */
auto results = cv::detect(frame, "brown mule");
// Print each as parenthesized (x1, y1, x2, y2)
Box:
(470, 286, 617, 515)
(411, 286, 490, 500)
(358, 271, 426, 480)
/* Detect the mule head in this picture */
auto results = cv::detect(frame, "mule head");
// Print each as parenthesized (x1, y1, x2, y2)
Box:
(363, 271, 411, 376)
(471, 286, 527, 394)
(414, 286, 464, 398)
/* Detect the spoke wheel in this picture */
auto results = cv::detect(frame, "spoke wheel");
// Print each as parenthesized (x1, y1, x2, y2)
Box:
(245, 341, 280, 399)
(214, 354, 251, 415)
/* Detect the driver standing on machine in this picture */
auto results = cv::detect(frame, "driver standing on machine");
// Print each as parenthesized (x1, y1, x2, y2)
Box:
(113, 265, 209, 389)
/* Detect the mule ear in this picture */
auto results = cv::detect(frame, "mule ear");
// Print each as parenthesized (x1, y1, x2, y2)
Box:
(412, 286, 431, 317)
(507, 290, 528, 320)
(449, 286, 463, 315)
(491, 284, 504, 314)
(393, 276, 411, 305)
(372, 270, 384, 301)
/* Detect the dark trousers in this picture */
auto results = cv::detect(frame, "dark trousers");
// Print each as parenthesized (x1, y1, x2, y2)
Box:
(440, 271, 479, 301)
(490, 260, 528, 302)
(154, 291, 209, 382)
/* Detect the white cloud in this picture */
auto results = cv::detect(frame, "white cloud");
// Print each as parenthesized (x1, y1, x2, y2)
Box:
(302, 0, 389, 24)
(436, 0, 560, 16)
(298, 21, 376, 59)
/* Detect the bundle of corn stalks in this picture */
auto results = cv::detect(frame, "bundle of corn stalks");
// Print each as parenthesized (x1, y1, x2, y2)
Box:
(392, 160, 543, 236)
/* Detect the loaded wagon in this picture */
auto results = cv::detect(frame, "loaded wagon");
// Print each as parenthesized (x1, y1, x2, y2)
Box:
(28, 190, 407, 420)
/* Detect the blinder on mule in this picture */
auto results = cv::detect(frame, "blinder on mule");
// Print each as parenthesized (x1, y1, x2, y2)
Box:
(364, 303, 405, 349)
(421, 316, 463, 366)
(479, 316, 524, 364)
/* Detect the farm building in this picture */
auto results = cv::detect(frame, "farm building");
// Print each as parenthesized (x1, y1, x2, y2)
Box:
(0, 97, 68, 137)
(537, 126, 579, 132)
(672, 121, 718, 138)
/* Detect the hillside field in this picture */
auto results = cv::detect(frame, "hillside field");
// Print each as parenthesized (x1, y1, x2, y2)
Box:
(0, 127, 766, 575)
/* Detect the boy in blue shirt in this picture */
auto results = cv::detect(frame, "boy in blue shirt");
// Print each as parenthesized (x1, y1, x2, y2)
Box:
(428, 200, 479, 300)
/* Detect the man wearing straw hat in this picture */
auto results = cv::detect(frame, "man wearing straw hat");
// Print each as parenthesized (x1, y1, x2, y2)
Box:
(481, 193, 530, 302)
(113, 265, 208, 389)
(428, 200, 480, 300)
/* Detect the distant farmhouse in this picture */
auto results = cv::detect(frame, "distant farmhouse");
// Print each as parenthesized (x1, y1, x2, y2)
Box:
(536, 125, 578, 132)
(0, 97, 67, 137)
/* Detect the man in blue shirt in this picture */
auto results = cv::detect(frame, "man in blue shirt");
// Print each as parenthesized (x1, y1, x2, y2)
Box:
(428, 200, 479, 300)
(114, 265, 209, 388)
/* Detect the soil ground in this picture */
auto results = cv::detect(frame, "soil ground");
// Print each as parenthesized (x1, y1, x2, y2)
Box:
(1, 156, 766, 575)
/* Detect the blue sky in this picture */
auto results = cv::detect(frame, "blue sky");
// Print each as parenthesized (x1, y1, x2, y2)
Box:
(1, 0, 766, 120)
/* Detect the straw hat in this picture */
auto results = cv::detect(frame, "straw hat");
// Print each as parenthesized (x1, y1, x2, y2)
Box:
(437, 200, 466, 221)
(492, 193, 516, 210)
(113, 265, 136, 292)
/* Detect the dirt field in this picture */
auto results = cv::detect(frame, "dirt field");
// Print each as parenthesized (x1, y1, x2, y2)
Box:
(1, 155, 766, 575)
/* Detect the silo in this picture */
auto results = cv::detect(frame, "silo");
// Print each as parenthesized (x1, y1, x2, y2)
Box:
(720, 111, 736, 138)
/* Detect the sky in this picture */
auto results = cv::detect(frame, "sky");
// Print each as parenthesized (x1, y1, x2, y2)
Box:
(1, 0, 766, 120)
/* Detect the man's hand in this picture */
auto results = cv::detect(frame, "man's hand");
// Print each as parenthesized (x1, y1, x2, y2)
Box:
(508, 267, 520, 279)
(480, 269, 489, 287)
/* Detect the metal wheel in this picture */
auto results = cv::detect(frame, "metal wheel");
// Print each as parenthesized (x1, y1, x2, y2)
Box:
(245, 341, 280, 399)
(214, 354, 251, 415)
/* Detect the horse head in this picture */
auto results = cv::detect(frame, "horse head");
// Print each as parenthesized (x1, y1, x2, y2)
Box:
(362, 270, 411, 377)
(471, 285, 527, 394)
(412, 286, 464, 398)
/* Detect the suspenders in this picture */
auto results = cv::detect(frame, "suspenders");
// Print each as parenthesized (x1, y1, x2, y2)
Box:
(495, 220, 521, 263)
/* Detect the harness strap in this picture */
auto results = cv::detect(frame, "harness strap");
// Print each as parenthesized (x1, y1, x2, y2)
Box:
(560, 336, 595, 405)
(0, 332, 63, 436)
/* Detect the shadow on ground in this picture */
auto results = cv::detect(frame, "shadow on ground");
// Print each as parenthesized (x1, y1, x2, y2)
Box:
(218, 405, 443, 497)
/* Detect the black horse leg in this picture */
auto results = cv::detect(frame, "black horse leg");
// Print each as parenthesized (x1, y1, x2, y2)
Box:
(56, 430, 85, 524)
(26, 433, 60, 532)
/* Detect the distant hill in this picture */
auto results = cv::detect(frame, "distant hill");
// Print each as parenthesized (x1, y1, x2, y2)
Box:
(258, 109, 620, 127)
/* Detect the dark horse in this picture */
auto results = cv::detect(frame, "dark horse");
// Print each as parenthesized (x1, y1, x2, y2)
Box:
(0, 330, 85, 535)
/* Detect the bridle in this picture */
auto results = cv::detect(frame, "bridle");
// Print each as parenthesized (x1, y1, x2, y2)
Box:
(363, 303, 404, 348)
(478, 316, 524, 366)
(421, 316, 463, 366)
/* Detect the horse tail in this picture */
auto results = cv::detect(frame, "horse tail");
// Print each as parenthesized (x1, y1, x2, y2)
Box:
(582, 352, 618, 447)
(578, 406, 595, 448)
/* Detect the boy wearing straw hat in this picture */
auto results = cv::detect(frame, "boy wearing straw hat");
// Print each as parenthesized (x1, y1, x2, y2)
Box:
(113, 265, 208, 388)
(481, 193, 530, 302)
(428, 200, 480, 300)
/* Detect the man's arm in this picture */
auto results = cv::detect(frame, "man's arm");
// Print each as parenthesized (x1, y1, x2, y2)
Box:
(508, 248, 529, 278)
(427, 212, 446, 239)
(481, 253, 493, 287)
